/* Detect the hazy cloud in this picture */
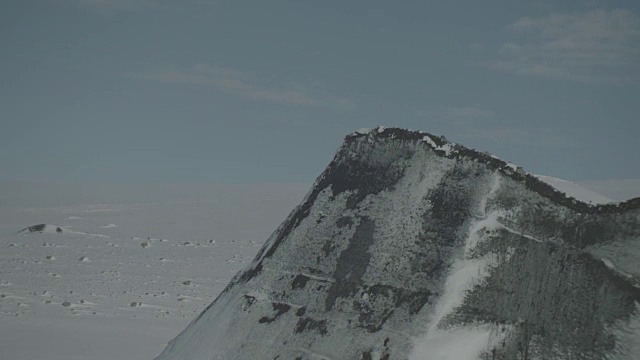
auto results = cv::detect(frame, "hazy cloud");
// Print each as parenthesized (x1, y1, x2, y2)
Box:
(67, 0, 205, 14)
(455, 128, 578, 149)
(126, 64, 352, 107)
(417, 106, 576, 149)
(71, 0, 161, 12)
(417, 106, 495, 121)
(493, 9, 640, 84)
(446, 106, 495, 119)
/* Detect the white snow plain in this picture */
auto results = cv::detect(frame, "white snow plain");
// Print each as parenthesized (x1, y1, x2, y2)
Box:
(0, 183, 308, 360)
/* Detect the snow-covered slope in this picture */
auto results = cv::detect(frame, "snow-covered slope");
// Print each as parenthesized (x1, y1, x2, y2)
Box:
(535, 175, 614, 204)
(156, 127, 640, 360)
(579, 179, 640, 202)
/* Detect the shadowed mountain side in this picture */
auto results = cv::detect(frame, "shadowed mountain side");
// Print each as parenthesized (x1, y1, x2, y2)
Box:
(156, 127, 640, 360)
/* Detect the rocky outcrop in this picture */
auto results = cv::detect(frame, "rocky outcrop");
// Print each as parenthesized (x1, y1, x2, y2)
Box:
(16, 224, 64, 234)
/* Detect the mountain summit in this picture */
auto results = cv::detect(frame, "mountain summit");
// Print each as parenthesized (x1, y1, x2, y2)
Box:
(156, 127, 640, 359)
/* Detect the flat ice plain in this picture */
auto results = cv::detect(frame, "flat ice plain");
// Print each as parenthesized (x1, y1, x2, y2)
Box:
(0, 183, 308, 360)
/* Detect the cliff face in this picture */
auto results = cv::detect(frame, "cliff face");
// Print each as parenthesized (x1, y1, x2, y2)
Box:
(156, 127, 640, 360)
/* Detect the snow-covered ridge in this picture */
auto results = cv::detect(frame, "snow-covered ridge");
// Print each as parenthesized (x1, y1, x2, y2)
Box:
(347, 126, 640, 213)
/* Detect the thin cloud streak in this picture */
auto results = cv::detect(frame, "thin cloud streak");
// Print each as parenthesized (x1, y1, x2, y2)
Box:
(493, 9, 640, 84)
(67, 0, 206, 14)
(417, 106, 496, 121)
(72, 0, 161, 12)
(126, 64, 351, 107)
(417, 106, 577, 149)
(454, 128, 579, 149)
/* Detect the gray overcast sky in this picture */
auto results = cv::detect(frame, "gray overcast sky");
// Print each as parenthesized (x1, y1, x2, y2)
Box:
(1, 0, 639, 184)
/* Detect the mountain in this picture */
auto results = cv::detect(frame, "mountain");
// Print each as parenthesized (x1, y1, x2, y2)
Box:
(155, 127, 640, 360)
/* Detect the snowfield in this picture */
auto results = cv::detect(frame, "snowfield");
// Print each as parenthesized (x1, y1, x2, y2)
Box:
(0, 184, 308, 360)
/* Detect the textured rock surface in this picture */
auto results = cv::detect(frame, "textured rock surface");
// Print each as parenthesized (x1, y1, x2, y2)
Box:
(156, 127, 640, 360)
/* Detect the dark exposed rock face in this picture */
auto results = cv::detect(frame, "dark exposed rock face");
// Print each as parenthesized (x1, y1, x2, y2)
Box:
(156, 127, 640, 360)
(23, 224, 47, 233)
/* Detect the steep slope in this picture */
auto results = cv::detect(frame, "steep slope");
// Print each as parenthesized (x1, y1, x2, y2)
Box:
(156, 127, 640, 360)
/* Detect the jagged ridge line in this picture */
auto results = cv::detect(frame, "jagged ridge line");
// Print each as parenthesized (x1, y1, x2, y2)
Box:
(346, 126, 640, 214)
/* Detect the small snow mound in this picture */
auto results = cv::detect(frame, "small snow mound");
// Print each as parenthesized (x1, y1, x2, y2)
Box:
(79, 257, 90, 262)
(100, 224, 118, 228)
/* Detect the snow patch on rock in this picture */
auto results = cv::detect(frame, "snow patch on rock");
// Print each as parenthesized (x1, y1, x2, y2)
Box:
(411, 174, 508, 359)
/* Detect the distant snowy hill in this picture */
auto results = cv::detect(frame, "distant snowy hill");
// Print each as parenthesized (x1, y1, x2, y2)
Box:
(16, 224, 66, 234)
(156, 127, 640, 360)
(534, 176, 640, 204)
(16, 224, 109, 238)
(579, 179, 640, 202)
(535, 175, 614, 204)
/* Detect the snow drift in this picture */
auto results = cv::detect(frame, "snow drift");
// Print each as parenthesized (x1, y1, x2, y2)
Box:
(156, 127, 640, 360)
